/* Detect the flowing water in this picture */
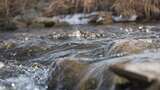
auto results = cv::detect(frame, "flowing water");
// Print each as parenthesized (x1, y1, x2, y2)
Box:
(0, 24, 160, 90)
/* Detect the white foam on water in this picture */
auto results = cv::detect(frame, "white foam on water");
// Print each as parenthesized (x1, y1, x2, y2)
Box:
(0, 62, 4, 69)
(53, 12, 97, 25)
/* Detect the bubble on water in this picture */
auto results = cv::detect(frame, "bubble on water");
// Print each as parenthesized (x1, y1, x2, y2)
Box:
(25, 37, 29, 41)
(0, 62, 4, 69)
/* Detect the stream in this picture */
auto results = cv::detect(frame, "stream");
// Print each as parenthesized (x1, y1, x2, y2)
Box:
(0, 24, 160, 90)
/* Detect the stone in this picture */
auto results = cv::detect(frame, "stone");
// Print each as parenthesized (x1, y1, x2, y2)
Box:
(89, 12, 113, 25)
(110, 39, 158, 56)
(47, 60, 116, 90)
(0, 43, 51, 61)
(109, 62, 160, 90)
(0, 21, 17, 31)
(110, 62, 160, 82)
(112, 15, 138, 22)
(47, 60, 89, 90)
(32, 17, 56, 28)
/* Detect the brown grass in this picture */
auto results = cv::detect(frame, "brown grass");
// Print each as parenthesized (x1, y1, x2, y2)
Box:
(0, 0, 39, 18)
(44, 0, 160, 19)
(1, 0, 160, 22)
(113, 0, 160, 19)
(43, 0, 115, 17)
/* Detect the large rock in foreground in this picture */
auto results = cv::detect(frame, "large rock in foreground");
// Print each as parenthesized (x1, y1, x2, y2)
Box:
(47, 60, 115, 90)
(47, 60, 89, 90)
(109, 62, 160, 90)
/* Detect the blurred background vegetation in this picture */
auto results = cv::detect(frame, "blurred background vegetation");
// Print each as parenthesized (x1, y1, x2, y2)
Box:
(0, 0, 160, 30)
(1, 0, 160, 19)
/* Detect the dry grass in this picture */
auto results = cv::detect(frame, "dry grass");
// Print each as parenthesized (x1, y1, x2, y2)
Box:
(113, 0, 160, 19)
(44, 0, 160, 18)
(44, 0, 160, 19)
(1, 0, 160, 22)
(43, 0, 115, 17)
(0, 0, 39, 18)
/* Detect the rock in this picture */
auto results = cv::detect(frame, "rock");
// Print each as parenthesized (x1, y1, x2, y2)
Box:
(112, 15, 138, 22)
(69, 30, 104, 39)
(48, 30, 104, 40)
(0, 43, 51, 61)
(47, 60, 116, 90)
(0, 21, 17, 31)
(110, 62, 160, 83)
(109, 62, 160, 90)
(147, 82, 160, 90)
(47, 60, 89, 90)
(33, 17, 57, 27)
(89, 12, 113, 25)
(110, 39, 157, 56)
(33, 17, 56, 28)
(35, 12, 113, 26)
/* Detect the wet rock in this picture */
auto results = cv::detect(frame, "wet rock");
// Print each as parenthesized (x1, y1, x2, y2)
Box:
(35, 12, 114, 25)
(147, 82, 160, 90)
(29, 23, 45, 28)
(89, 12, 113, 25)
(110, 62, 160, 83)
(48, 30, 104, 40)
(69, 30, 104, 39)
(79, 77, 98, 90)
(47, 60, 89, 90)
(47, 60, 116, 90)
(110, 39, 158, 56)
(0, 44, 52, 61)
(33, 17, 56, 28)
(0, 21, 17, 31)
(112, 15, 138, 22)
(109, 62, 160, 90)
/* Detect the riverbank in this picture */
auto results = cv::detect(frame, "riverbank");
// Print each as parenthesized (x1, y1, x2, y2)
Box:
(1, 0, 160, 31)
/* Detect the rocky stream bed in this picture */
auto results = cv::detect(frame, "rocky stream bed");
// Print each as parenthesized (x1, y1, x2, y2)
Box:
(0, 24, 160, 90)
